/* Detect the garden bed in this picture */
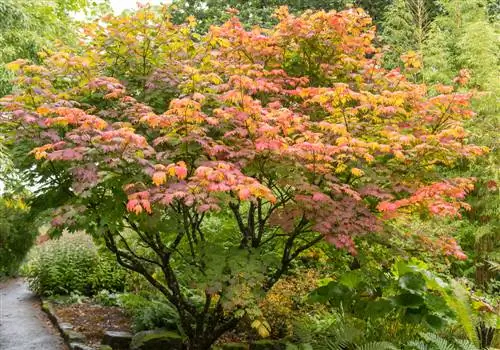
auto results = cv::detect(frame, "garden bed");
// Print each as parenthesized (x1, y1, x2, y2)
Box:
(53, 302, 132, 348)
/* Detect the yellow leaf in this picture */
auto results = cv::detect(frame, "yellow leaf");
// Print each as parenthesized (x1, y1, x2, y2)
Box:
(336, 136, 349, 146)
(152, 171, 166, 186)
(351, 168, 364, 177)
(251, 320, 271, 338)
(36, 106, 51, 116)
(5, 59, 27, 71)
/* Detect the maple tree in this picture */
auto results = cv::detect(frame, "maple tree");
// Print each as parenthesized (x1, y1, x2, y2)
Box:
(0, 4, 486, 348)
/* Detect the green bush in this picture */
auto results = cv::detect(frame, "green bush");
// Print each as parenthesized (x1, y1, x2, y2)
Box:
(118, 293, 179, 332)
(89, 250, 127, 294)
(22, 232, 126, 296)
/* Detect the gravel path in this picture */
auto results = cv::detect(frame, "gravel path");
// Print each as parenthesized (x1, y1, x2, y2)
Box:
(0, 278, 66, 350)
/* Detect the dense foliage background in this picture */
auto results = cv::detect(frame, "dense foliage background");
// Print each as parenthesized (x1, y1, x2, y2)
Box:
(0, 1, 497, 349)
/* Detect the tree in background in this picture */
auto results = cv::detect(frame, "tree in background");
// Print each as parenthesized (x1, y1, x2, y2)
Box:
(381, 0, 499, 296)
(171, 0, 393, 32)
(423, 0, 498, 88)
(380, 0, 441, 70)
(426, 0, 500, 294)
(0, 0, 111, 276)
(0, 0, 110, 96)
(0, 195, 36, 276)
(1, 4, 485, 348)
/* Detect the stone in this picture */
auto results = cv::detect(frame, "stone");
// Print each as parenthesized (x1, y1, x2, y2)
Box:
(102, 330, 133, 350)
(249, 340, 287, 350)
(130, 329, 185, 350)
(64, 330, 87, 344)
(60, 322, 74, 331)
(70, 343, 95, 350)
(221, 343, 250, 350)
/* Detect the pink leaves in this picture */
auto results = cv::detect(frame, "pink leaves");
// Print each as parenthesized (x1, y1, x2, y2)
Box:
(43, 107, 108, 130)
(151, 161, 188, 186)
(312, 192, 330, 202)
(271, 187, 380, 256)
(325, 234, 357, 255)
(86, 77, 126, 100)
(238, 188, 251, 200)
(127, 161, 276, 216)
(126, 191, 152, 215)
(192, 161, 276, 203)
(438, 237, 467, 260)
(377, 178, 475, 218)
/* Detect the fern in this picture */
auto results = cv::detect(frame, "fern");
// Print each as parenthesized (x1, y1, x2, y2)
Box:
(444, 282, 480, 346)
(407, 333, 480, 350)
(324, 339, 399, 350)
(454, 339, 480, 350)
(325, 338, 350, 350)
(407, 340, 429, 350)
(357, 341, 399, 350)
(420, 333, 456, 350)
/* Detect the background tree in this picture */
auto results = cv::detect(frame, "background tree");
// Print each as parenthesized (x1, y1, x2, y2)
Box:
(1, 5, 485, 348)
(171, 0, 393, 32)
(0, 194, 36, 276)
(0, 0, 110, 96)
(380, 0, 440, 70)
(381, 0, 499, 297)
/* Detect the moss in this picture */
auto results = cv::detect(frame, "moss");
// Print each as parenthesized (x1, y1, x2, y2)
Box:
(130, 329, 185, 350)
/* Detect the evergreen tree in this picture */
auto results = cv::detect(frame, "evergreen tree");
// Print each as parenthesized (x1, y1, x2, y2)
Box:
(171, 0, 393, 32)
(380, 0, 438, 69)
(423, 0, 499, 87)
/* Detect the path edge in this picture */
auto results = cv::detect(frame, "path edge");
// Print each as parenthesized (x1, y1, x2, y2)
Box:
(41, 299, 94, 350)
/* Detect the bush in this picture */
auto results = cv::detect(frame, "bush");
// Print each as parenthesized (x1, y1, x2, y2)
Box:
(118, 293, 179, 332)
(89, 250, 128, 294)
(22, 232, 126, 296)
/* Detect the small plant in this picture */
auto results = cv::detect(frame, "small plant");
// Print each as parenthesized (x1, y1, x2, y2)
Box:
(118, 293, 180, 332)
(94, 290, 120, 307)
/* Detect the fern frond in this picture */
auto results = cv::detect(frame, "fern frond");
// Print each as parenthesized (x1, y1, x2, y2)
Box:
(406, 340, 429, 350)
(357, 341, 399, 350)
(419, 333, 455, 350)
(325, 338, 350, 350)
(454, 338, 479, 350)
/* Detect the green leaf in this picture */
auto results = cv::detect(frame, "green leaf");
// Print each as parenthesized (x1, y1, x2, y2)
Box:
(399, 273, 426, 293)
(339, 270, 365, 289)
(394, 293, 424, 308)
(365, 298, 395, 317)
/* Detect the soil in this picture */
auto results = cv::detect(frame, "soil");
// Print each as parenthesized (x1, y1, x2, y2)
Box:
(54, 302, 132, 347)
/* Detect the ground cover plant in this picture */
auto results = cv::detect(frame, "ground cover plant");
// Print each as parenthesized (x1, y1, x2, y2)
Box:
(0, 2, 495, 349)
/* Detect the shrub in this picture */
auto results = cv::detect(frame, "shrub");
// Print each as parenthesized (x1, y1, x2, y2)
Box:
(118, 293, 180, 332)
(89, 250, 128, 294)
(23, 232, 126, 296)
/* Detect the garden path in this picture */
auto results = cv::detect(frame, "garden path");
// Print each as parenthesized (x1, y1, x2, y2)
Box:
(0, 278, 66, 350)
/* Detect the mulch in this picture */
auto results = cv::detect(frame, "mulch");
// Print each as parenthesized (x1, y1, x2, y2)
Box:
(54, 303, 132, 347)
